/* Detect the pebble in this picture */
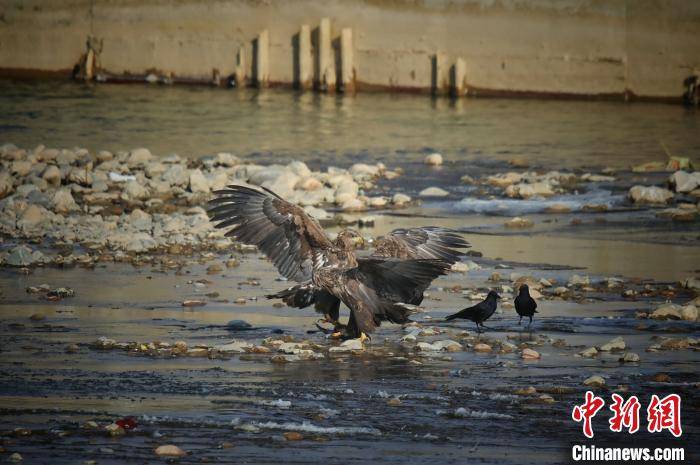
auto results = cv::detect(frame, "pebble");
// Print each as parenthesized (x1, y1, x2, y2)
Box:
(504, 217, 533, 228)
(628, 185, 674, 204)
(521, 348, 540, 359)
(387, 397, 402, 406)
(283, 432, 304, 441)
(473, 343, 492, 353)
(9, 453, 22, 462)
(392, 193, 411, 205)
(424, 153, 443, 166)
(154, 445, 186, 457)
(578, 347, 598, 358)
(419, 186, 449, 197)
(620, 352, 640, 363)
(583, 375, 606, 387)
(599, 336, 625, 352)
(182, 300, 206, 307)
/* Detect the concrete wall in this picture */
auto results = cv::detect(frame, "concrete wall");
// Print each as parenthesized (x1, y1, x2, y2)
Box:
(0, 0, 698, 99)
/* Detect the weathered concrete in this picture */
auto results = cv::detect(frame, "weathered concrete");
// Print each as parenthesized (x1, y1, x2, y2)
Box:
(0, 0, 698, 100)
(340, 28, 355, 93)
(316, 17, 336, 92)
(254, 29, 269, 88)
(296, 25, 312, 90)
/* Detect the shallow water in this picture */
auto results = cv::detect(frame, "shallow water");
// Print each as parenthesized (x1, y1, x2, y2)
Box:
(1, 79, 699, 168)
(1, 81, 699, 463)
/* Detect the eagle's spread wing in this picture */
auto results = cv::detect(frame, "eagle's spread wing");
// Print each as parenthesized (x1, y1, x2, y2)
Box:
(207, 185, 334, 282)
(371, 227, 470, 264)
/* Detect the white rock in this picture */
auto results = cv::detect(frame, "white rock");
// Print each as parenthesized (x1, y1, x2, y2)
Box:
(599, 336, 625, 352)
(628, 185, 674, 204)
(0, 172, 14, 198)
(392, 193, 411, 205)
(109, 172, 136, 183)
(368, 196, 388, 207)
(329, 338, 364, 352)
(214, 152, 239, 167)
(68, 167, 93, 186)
(161, 165, 189, 187)
(214, 340, 252, 353)
(583, 375, 605, 387)
(568, 274, 590, 286)
(651, 303, 683, 320)
(505, 181, 555, 199)
(334, 180, 359, 204)
(579, 347, 598, 358)
(287, 160, 311, 177)
(188, 169, 210, 193)
(341, 198, 366, 212)
(4, 245, 46, 266)
(680, 304, 698, 322)
(154, 445, 186, 457)
(127, 148, 154, 167)
(121, 180, 150, 201)
(621, 352, 640, 363)
(419, 187, 449, 197)
(42, 165, 62, 186)
(669, 170, 700, 193)
(424, 153, 443, 166)
(349, 163, 380, 178)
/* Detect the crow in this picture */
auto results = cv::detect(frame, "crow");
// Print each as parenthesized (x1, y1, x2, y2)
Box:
(514, 284, 538, 327)
(444, 290, 501, 332)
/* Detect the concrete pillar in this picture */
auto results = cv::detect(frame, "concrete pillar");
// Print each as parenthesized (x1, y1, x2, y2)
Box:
(297, 25, 312, 89)
(316, 18, 335, 92)
(84, 49, 95, 80)
(450, 58, 467, 97)
(340, 28, 355, 93)
(234, 46, 247, 87)
(431, 52, 449, 96)
(254, 29, 269, 88)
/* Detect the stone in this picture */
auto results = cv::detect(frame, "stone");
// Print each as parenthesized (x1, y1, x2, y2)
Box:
(392, 193, 411, 205)
(297, 177, 323, 191)
(214, 340, 252, 353)
(214, 152, 239, 167)
(632, 161, 666, 173)
(621, 352, 640, 363)
(680, 304, 698, 322)
(473, 343, 492, 352)
(11, 160, 32, 176)
(283, 432, 304, 441)
(68, 167, 93, 186)
(127, 148, 154, 167)
(650, 303, 682, 320)
(161, 164, 189, 187)
(583, 375, 605, 387)
(29, 313, 45, 321)
(628, 185, 674, 204)
(42, 165, 62, 186)
(521, 348, 540, 359)
(669, 170, 700, 193)
(568, 274, 590, 286)
(599, 336, 625, 352)
(105, 423, 125, 437)
(4, 245, 45, 266)
(18, 204, 48, 231)
(341, 198, 366, 211)
(188, 169, 210, 193)
(154, 445, 186, 457)
(579, 347, 598, 358)
(368, 196, 388, 207)
(681, 277, 700, 290)
(349, 163, 380, 178)
(424, 153, 443, 166)
(334, 180, 359, 204)
(505, 217, 533, 228)
(419, 186, 449, 197)
(0, 172, 14, 198)
(9, 453, 22, 462)
(51, 188, 79, 213)
(329, 338, 364, 352)
(505, 181, 555, 199)
(121, 180, 150, 201)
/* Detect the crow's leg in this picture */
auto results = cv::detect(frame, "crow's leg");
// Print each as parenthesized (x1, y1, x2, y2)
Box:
(518, 316, 522, 325)
(475, 322, 482, 333)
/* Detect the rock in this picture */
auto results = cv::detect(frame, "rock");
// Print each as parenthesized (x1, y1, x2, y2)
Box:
(42, 165, 62, 186)
(669, 170, 700, 193)
(392, 193, 411, 206)
(473, 343, 492, 353)
(419, 187, 449, 197)
(681, 276, 700, 290)
(68, 167, 93, 186)
(11, 160, 32, 176)
(334, 180, 359, 204)
(349, 163, 380, 178)
(505, 181, 555, 199)
(283, 432, 304, 441)
(514, 386, 537, 395)
(521, 348, 540, 359)
(214, 340, 252, 353)
(226, 320, 253, 330)
(182, 300, 206, 307)
(154, 445, 186, 457)
(434, 340, 463, 352)
(92, 337, 117, 350)
(599, 336, 625, 352)
(487, 172, 523, 188)
(29, 313, 45, 321)
(579, 347, 598, 358)
(17, 204, 48, 231)
(188, 169, 210, 193)
(65, 343, 79, 353)
(105, 423, 125, 437)
(329, 338, 364, 352)
(651, 373, 671, 382)
(680, 304, 698, 321)
(9, 453, 22, 462)
(161, 164, 189, 187)
(583, 375, 605, 387)
(581, 173, 615, 182)
(424, 153, 443, 166)
(287, 160, 311, 177)
(121, 180, 150, 201)
(4, 245, 45, 267)
(567, 274, 590, 286)
(341, 198, 366, 212)
(387, 397, 402, 406)
(632, 161, 666, 173)
(666, 156, 694, 171)
(628, 185, 674, 204)
(460, 174, 475, 184)
(297, 177, 323, 191)
(127, 148, 154, 167)
(621, 352, 640, 363)
(0, 172, 14, 198)
(545, 204, 571, 213)
(51, 188, 79, 213)
(368, 196, 387, 207)
(504, 217, 533, 228)
(214, 152, 239, 167)
(650, 303, 682, 320)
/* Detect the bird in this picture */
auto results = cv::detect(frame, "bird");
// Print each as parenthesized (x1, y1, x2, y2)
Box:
(514, 283, 538, 327)
(268, 225, 469, 334)
(207, 184, 469, 340)
(444, 290, 501, 333)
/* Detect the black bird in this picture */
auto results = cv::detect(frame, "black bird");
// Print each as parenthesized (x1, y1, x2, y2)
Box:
(445, 290, 501, 332)
(514, 284, 538, 327)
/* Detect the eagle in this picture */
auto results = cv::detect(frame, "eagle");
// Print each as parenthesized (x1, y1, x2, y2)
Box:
(207, 184, 470, 340)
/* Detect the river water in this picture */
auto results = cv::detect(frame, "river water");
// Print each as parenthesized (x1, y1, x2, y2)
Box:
(0, 80, 698, 464)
